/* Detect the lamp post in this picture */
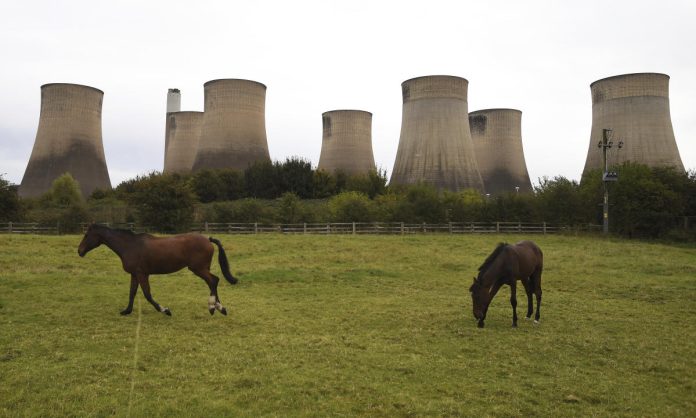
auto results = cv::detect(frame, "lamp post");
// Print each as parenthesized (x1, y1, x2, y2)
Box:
(598, 128, 622, 234)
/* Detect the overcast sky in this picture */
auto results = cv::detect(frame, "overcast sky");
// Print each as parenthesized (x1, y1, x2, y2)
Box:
(1, 0, 694, 187)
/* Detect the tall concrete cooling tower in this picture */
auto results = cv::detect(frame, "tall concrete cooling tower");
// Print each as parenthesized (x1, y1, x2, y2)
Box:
(469, 109, 533, 195)
(583, 73, 684, 175)
(163, 111, 203, 174)
(19, 83, 111, 198)
(164, 88, 182, 164)
(318, 110, 375, 175)
(390, 75, 484, 192)
(191, 79, 270, 172)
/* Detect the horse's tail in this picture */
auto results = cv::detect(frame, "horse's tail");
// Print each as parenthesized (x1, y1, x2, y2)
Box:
(209, 237, 238, 285)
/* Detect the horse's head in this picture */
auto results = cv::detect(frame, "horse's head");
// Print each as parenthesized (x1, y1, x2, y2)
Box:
(78, 224, 102, 257)
(469, 276, 488, 321)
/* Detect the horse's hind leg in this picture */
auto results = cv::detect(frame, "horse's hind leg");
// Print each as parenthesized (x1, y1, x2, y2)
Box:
(138, 275, 171, 316)
(121, 275, 139, 315)
(192, 269, 227, 316)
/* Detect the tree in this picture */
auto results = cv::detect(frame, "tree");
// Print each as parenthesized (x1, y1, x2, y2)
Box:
(0, 174, 22, 222)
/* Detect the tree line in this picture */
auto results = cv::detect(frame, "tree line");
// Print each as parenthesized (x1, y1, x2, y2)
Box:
(2, 158, 695, 240)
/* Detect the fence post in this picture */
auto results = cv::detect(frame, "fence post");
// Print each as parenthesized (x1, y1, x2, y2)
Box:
(518, 222, 521, 232)
(204, 222, 209, 233)
(543, 222, 547, 235)
(352, 222, 356, 235)
(303, 223, 307, 234)
(8, 222, 11, 233)
(496, 222, 500, 233)
(254, 222, 258, 235)
(400, 222, 404, 235)
(327, 223, 330, 234)
(56, 222, 60, 235)
(422, 222, 426, 233)
(448, 222, 452, 234)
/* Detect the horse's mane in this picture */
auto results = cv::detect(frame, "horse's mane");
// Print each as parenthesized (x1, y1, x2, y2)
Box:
(92, 224, 137, 236)
(478, 242, 509, 274)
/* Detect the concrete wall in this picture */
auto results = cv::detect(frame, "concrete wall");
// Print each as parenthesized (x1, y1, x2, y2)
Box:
(19, 83, 111, 198)
(469, 108, 533, 195)
(318, 110, 375, 175)
(192, 79, 270, 172)
(390, 75, 483, 192)
(163, 111, 203, 174)
(583, 73, 684, 175)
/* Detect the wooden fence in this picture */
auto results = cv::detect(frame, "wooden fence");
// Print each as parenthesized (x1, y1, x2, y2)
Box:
(0, 222, 59, 234)
(189, 222, 560, 235)
(0, 221, 607, 235)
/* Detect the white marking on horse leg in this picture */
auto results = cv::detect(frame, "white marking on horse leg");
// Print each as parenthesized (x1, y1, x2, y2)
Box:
(160, 306, 167, 313)
(215, 301, 225, 311)
(534, 319, 540, 324)
(208, 295, 216, 310)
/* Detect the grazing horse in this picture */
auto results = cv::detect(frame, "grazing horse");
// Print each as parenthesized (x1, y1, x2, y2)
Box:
(78, 224, 238, 316)
(469, 241, 543, 328)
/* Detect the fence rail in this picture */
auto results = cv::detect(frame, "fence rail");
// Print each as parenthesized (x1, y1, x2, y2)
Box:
(0, 221, 611, 235)
(0, 222, 59, 234)
(189, 222, 561, 235)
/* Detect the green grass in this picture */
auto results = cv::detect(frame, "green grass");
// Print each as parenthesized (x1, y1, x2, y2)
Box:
(1, 233, 695, 417)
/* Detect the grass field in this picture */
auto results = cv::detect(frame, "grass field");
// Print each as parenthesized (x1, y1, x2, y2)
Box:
(1, 233, 695, 417)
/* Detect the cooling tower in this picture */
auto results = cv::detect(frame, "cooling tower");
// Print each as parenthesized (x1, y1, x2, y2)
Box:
(583, 73, 684, 175)
(164, 88, 182, 164)
(318, 110, 375, 175)
(191, 79, 270, 172)
(469, 109, 533, 195)
(19, 83, 111, 198)
(163, 111, 203, 174)
(390, 76, 484, 192)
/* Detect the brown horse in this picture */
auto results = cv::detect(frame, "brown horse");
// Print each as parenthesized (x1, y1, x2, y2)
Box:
(469, 241, 543, 328)
(78, 224, 238, 316)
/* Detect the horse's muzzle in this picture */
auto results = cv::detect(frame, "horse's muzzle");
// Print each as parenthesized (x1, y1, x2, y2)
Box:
(78, 249, 85, 257)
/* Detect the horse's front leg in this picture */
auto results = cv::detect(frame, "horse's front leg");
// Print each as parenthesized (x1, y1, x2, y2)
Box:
(120, 275, 139, 315)
(510, 280, 518, 328)
(479, 281, 504, 328)
(138, 274, 171, 316)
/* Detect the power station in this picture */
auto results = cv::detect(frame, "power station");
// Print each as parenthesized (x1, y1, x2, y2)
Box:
(318, 110, 375, 175)
(191, 79, 270, 172)
(164, 88, 182, 165)
(163, 111, 203, 174)
(390, 75, 484, 192)
(469, 108, 533, 195)
(583, 73, 684, 175)
(19, 83, 111, 198)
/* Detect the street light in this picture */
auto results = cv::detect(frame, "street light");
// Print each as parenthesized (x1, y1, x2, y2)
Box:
(597, 128, 623, 234)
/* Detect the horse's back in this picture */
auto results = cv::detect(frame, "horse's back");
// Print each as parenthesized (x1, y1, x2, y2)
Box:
(511, 240, 543, 276)
(140, 233, 213, 274)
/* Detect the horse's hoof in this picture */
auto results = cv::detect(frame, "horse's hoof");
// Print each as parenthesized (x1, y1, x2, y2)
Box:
(163, 308, 172, 316)
(120, 309, 132, 315)
(209, 308, 215, 315)
(512, 324, 518, 328)
(477, 322, 484, 329)
(534, 320, 540, 325)
(220, 307, 227, 316)
(525, 316, 531, 320)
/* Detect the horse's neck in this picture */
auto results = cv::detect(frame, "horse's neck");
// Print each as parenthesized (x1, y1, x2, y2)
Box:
(100, 230, 134, 259)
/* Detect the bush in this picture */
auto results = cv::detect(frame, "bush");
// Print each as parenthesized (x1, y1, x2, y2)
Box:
(127, 172, 196, 233)
(328, 191, 376, 222)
